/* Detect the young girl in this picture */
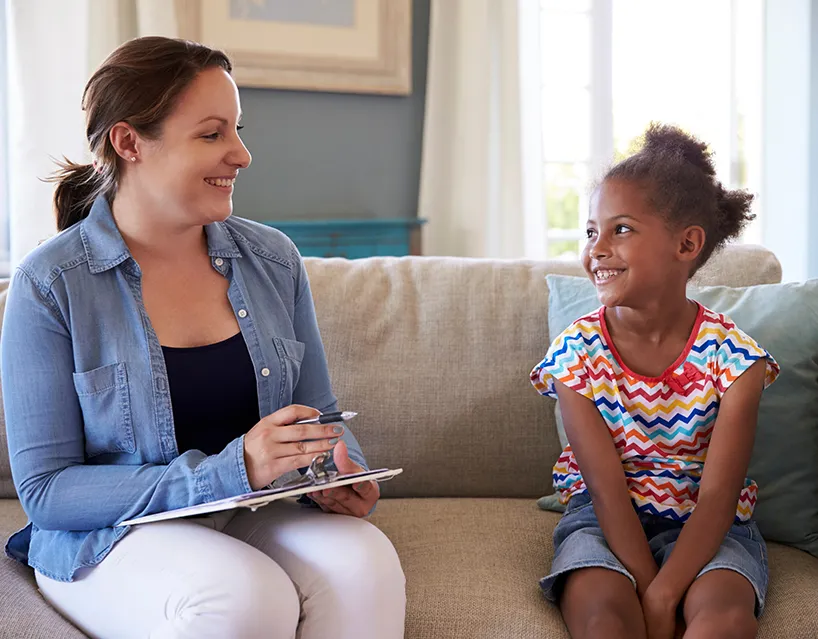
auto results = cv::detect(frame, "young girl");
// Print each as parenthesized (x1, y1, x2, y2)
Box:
(530, 124, 778, 639)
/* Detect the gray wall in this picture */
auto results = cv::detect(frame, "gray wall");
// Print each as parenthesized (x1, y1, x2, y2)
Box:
(233, 0, 430, 222)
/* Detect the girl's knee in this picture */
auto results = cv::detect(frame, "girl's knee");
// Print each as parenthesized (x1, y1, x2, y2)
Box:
(687, 607, 757, 639)
(560, 570, 645, 639)
(583, 609, 641, 639)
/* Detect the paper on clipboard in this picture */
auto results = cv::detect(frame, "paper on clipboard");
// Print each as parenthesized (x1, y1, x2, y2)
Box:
(117, 467, 403, 527)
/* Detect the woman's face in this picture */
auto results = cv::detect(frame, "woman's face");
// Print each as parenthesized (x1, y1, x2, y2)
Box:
(134, 67, 252, 227)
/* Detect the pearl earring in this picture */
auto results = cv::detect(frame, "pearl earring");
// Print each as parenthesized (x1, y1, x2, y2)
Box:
(130, 157, 136, 163)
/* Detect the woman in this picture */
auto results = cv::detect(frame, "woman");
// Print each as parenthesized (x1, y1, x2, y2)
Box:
(1, 36, 405, 639)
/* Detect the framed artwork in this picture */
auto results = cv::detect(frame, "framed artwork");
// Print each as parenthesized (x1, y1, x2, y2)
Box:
(175, 0, 412, 95)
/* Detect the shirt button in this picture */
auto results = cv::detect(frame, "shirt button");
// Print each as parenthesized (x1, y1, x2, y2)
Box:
(238, 309, 248, 318)
(214, 258, 224, 267)
(261, 367, 270, 377)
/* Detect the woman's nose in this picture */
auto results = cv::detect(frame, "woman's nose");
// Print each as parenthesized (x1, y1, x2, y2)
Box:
(229, 137, 252, 169)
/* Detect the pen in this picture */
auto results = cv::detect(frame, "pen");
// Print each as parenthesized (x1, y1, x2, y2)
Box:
(294, 411, 358, 425)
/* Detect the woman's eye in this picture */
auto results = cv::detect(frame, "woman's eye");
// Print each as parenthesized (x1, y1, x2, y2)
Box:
(202, 132, 220, 141)
(585, 228, 596, 239)
(615, 225, 632, 234)
(237, 125, 244, 134)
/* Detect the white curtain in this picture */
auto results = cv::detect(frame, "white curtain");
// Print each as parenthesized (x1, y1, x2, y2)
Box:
(418, 0, 545, 259)
(6, 0, 177, 266)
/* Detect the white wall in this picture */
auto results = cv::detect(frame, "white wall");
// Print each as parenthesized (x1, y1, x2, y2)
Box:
(762, 0, 818, 282)
(0, 0, 9, 271)
(7, 0, 90, 264)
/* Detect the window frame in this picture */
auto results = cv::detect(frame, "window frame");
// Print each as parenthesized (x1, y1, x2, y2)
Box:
(540, 0, 760, 259)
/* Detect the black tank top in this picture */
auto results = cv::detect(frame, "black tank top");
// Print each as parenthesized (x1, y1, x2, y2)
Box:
(162, 332, 260, 456)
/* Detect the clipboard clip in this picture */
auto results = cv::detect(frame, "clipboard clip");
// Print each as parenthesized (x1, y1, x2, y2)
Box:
(281, 451, 338, 489)
(305, 451, 338, 485)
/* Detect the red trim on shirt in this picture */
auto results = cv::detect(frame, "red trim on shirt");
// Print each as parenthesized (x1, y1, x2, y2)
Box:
(598, 302, 705, 383)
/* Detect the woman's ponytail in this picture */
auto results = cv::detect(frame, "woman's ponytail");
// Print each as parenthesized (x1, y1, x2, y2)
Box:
(50, 160, 107, 232)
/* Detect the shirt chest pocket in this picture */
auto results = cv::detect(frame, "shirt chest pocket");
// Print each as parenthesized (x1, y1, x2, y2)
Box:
(72, 362, 136, 458)
(272, 337, 305, 405)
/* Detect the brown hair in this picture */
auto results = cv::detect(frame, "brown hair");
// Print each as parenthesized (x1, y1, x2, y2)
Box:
(604, 123, 755, 276)
(49, 37, 231, 232)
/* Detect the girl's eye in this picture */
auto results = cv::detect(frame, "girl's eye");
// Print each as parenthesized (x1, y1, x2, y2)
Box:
(615, 225, 632, 234)
(585, 228, 596, 239)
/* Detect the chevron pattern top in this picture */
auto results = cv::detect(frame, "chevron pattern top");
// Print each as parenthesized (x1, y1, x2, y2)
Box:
(531, 303, 778, 522)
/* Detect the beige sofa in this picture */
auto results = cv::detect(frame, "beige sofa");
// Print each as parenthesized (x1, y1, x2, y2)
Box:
(1, 245, 816, 638)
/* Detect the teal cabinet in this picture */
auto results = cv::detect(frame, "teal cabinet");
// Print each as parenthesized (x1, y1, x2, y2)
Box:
(263, 219, 426, 259)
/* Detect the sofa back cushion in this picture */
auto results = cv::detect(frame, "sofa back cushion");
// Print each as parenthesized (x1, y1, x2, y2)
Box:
(0, 243, 781, 500)
(305, 244, 781, 498)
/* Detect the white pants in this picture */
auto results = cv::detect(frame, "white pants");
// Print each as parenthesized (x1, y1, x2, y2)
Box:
(36, 501, 406, 639)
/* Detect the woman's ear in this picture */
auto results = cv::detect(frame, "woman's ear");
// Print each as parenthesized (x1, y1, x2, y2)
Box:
(109, 122, 141, 164)
(678, 225, 706, 264)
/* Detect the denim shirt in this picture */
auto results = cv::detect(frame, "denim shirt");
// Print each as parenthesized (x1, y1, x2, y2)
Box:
(1, 197, 366, 582)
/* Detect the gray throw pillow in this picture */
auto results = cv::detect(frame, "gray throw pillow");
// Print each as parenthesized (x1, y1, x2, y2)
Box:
(540, 274, 818, 558)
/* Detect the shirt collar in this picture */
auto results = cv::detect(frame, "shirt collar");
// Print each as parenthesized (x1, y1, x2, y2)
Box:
(80, 196, 242, 274)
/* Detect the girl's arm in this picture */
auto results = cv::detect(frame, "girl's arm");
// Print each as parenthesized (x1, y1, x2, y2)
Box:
(645, 358, 767, 606)
(555, 380, 659, 596)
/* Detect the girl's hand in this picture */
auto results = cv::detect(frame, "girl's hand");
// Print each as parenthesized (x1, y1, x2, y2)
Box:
(642, 584, 678, 639)
(309, 440, 380, 517)
(243, 405, 344, 490)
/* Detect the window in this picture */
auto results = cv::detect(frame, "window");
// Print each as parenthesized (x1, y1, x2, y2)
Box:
(540, 0, 764, 259)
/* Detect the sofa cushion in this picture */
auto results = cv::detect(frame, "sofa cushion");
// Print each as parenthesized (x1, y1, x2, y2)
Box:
(0, 499, 86, 638)
(543, 274, 818, 558)
(3, 496, 816, 638)
(367, 497, 818, 639)
(303, 245, 781, 499)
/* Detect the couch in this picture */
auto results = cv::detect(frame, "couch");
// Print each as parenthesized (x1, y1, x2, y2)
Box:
(1, 244, 816, 638)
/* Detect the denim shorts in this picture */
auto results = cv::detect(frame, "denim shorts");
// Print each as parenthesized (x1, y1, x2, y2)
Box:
(541, 493, 769, 616)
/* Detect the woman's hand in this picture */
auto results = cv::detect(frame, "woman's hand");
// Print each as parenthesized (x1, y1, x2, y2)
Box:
(243, 405, 344, 490)
(309, 440, 380, 517)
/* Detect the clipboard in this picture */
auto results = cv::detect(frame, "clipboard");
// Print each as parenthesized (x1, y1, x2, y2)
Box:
(118, 452, 403, 527)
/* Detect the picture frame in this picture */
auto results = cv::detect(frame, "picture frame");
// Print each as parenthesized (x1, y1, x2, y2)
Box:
(174, 0, 412, 95)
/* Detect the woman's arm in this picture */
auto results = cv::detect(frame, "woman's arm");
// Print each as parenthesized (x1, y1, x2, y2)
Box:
(555, 380, 659, 595)
(645, 358, 767, 605)
(291, 257, 367, 470)
(2, 269, 252, 531)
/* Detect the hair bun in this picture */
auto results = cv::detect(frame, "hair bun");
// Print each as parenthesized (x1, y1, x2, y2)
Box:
(642, 122, 716, 177)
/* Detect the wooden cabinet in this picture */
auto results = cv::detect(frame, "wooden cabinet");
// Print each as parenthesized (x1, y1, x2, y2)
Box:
(263, 218, 426, 258)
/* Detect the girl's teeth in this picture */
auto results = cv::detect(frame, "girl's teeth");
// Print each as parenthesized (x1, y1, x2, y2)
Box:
(596, 270, 620, 280)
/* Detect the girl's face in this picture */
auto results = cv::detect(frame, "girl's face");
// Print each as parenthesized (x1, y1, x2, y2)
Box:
(581, 178, 689, 308)
(133, 67, 252, 227)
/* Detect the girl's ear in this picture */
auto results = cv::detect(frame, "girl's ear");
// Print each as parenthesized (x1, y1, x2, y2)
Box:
(678, 225, 706, 265)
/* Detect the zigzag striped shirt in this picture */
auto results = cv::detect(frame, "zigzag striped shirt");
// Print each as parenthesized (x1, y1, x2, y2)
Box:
(531, 303, 778, 522)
